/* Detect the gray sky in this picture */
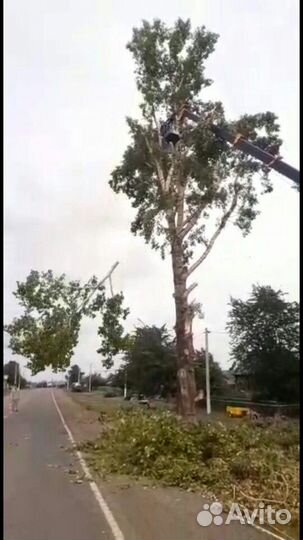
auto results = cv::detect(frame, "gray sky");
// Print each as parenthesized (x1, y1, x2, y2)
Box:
(4, 0, 299, 381)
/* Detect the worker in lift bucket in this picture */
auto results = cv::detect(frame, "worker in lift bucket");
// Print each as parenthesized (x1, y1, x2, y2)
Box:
(10, 385, 20, 412)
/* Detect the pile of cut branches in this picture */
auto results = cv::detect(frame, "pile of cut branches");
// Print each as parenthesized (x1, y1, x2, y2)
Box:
(80, 410, 299, 526)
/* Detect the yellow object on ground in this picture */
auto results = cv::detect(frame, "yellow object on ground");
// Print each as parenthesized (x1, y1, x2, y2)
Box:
(226, 406, 249, 418)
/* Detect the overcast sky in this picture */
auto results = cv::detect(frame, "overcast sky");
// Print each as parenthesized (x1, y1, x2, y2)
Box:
(4, 0, 299, 381)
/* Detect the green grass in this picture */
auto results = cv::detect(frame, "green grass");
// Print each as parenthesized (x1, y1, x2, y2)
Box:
(71, 392, 249, 426)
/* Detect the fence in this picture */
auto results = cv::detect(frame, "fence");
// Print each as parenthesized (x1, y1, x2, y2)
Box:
(209, 396, 300, 417)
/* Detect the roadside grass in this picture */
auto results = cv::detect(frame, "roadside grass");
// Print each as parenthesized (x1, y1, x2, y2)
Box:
(77, 405, 299, 539)
(69, 392, 248, 425)
(69, 393, 130, 413)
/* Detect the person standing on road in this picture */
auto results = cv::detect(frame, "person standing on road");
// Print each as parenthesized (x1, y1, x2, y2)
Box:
(10, 385, 20, 412)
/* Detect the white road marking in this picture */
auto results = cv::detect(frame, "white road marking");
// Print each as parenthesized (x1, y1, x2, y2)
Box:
(237, 501, 291, 540)
(51, 392, 290, 540)
(51, 391, 125, 540)
(249, 522, 291, 540)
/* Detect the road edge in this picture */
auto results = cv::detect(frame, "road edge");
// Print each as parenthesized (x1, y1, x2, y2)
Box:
(51, 390, 125, 540)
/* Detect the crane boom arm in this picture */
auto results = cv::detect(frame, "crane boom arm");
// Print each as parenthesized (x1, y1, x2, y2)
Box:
(183, 110, 300, 186)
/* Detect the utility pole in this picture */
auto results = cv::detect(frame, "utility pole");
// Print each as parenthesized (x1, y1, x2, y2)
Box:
(78, 367, 81, 384)
(18, 366, 21, 390)
(14, 362, 18, 386)
(88, 363, 92, 393)
(205, 328, 211, 415)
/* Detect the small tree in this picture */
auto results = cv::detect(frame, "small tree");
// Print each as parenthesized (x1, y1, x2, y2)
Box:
(227, 285, 299, 402)
(110, 19, 281, 416)
(4, 270, 129, 375)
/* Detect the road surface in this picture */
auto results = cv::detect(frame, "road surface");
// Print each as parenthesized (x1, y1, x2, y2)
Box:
(4, 389, 114, 540)
(4, 389, 287, 540)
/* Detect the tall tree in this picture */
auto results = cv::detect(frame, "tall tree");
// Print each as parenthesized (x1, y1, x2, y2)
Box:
(4, 270, 128, 375)
(109, 19, 281, 416)
(227, 285, 299, 402)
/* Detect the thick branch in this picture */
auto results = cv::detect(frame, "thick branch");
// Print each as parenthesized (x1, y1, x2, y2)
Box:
(166, 161, 175, 192)
(144, 135, 166, 191)
(152, 108, 162, 148)
(180, 209, 201, 239)
(76, 262, 119, 315)
(187, 188, 239, 277)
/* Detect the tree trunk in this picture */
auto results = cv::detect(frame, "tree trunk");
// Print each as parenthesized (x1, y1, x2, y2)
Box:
(171, 241, 197, 418)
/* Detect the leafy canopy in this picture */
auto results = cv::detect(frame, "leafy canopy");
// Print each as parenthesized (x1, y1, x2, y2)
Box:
(227, 285, 299, 402)
(4, 270, 129, 374)
(110, 19, 281, 263)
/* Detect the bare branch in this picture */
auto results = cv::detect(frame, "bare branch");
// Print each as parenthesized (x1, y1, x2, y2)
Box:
(180, 210, 201, 239)
(144, 135, 166, 191)
(109, 275, 114, 297)
(76, 262, 119, 315)
(186, 282, 198, 296)
(200, 236, 209, 248)
(187, 186, 239, 277)
(174, 75, 185, 98)
(152, 107, 162, 147)
(166, 161, 175, 191)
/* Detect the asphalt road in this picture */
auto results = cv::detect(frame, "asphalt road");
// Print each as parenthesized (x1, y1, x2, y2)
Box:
(4, 389, 288, 540)
(4, 389, 114, 540)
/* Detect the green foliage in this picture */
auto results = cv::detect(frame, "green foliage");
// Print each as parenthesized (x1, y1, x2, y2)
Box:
(83, 372, 107, 390)
(67, 364, 83, 385)
(110, 18, 281, 258)
(195, 350, 226, 395)
(109, 19, 282, 415)
(4, 270, 129, 374)
(108, 325, 225, 397)
(110, 325, 177, 396)
(227, 285, 299, 402)
(81, 410, 299, 524)
(96, 294, 130, 369)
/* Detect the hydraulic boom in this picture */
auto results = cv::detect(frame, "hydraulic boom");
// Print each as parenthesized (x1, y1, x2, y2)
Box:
(161, 107, 300, 187)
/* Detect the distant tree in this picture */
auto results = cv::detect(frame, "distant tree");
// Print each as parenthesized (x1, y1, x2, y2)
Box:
(83, 372, 107, 390)
(110, 18, 282, 416)
(109, 324, 224, 399)
(66, 364, 84, 385)
(194, 350, 226, 396)
(227, 285, 299, 402)
(110, 326, 176, 397)
(3, 361, 27, 388)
